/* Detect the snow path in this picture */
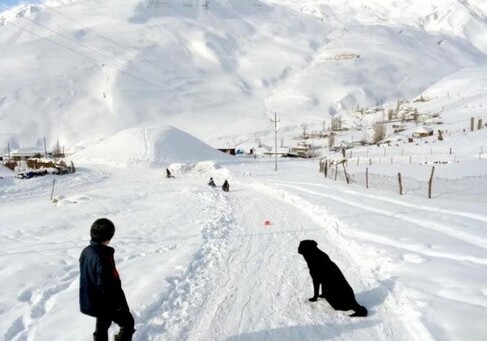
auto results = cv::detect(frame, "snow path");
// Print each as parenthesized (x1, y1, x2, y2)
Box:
(255, 176, 487, 340)
(274, 181, 487, 250)
(268, 180, 487, 263)
(2, 162, 484, 340)
(139, 181, 432, 341)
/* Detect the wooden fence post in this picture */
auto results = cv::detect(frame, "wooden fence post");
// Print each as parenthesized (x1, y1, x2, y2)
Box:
(324, 160, 328, 178)
(334, 163, 338, 181)
(50, 179, 56, 200)
(398, 172, 403, 195)
(428, 166, 435, 199)
(342, 162, 350, 184)
(471, 117, 475, 132)
(366, 167, 369, 189)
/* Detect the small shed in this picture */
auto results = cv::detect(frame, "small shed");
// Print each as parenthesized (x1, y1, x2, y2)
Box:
(289, 142, 313, 158)
(412, 126, 433, 138)
(265, 146, 290, 157)
(8, 147, 44, 161)
(217, 147, 236, 156)
(337, 140, 354, 149)
(235, 142, 259, 156)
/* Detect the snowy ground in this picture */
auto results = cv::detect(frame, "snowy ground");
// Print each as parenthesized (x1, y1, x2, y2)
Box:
(0, 1, 486, 339)
(1, 148, 486, 340)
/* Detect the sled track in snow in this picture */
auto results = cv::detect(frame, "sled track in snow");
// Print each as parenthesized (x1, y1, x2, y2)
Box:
(138, 181, 433, 341)
(136, 188, 237, 340)
(272, 181, 487, 250)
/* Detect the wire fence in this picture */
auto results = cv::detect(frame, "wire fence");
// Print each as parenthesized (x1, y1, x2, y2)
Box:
(319, 156, 487, 200)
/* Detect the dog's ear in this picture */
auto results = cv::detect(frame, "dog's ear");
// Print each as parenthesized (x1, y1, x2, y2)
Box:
(310, 240, 318, 248)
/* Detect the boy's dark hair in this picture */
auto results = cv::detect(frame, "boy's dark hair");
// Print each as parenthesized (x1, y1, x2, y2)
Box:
(90, 218, 115, 242)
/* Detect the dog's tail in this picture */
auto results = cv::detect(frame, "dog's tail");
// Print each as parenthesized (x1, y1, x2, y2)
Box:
(350, 304, 368, 317)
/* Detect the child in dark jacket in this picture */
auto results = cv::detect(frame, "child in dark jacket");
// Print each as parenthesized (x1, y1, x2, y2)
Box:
(222, 180, 230, 192)
(79, 218, 135, 341)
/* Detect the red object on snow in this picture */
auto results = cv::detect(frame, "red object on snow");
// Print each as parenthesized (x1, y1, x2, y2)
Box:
(264, 220, 272, 226)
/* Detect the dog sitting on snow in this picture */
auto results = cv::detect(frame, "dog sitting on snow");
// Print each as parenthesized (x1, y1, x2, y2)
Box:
(298, 240, 367, 317)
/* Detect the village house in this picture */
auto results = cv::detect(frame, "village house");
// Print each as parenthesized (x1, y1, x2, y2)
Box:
(412, 126, 434, 138)
(289, 142, 314, 158)
(217, 147, 236, 155)
(265, 146, 290, 157)
(6, 147, 44, 161)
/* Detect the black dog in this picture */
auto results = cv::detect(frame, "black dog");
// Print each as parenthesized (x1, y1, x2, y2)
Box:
(298, 240, 367, 317)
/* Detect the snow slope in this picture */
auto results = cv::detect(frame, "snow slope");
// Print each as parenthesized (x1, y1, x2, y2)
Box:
(1, 1, 487, 340)
(0, 0, 486, 149)
(1, 152, 486, 340)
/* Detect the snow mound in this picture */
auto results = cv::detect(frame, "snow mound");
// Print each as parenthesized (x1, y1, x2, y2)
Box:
(70, 126, 233, 167)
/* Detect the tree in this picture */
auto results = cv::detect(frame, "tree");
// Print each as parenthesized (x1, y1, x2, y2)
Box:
(388, 108, 394, 121)
(331, 117, 342, 131)
(328, 132, 335, 148)
(372, 122, 386, 143)
(413, 108, 419, 123)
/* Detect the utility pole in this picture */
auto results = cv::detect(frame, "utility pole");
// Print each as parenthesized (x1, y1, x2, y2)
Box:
(43, 137, 48, 159)
(7, 142, 10, 160)
(271, 112, 280, 171)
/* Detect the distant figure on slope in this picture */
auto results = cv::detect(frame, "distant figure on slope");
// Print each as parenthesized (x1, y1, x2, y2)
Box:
(166, 168, 174, 178)
(222, 180, 230, 192)
(79, 218, 135, 341)
(208, 177, 216, 187)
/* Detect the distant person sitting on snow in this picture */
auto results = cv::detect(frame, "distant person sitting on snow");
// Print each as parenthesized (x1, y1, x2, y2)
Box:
(222, 180, 230, 192)
(166, 168, 173, 178)
(208, 177, 216, 187)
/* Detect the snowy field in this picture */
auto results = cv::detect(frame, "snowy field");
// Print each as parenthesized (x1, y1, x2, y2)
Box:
(0, 0, 487, 340)
(1, 127, 486, 340)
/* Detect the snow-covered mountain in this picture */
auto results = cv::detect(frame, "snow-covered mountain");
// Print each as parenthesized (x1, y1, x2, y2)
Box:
(1, 2, 487, 341)
(1, 0, 486, 151)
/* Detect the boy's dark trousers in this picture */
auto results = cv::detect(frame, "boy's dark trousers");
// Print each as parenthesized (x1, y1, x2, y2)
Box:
(94, 309, 135, 341)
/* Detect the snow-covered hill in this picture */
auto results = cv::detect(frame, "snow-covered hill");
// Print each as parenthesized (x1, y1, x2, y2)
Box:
(0, 0, 486, 150)
(70, 125, 233, 167)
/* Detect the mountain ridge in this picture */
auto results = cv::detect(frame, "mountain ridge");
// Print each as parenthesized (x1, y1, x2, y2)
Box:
(0, 0, 486, 150)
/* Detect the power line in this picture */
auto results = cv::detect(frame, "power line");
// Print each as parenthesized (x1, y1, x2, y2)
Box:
(29, 1, 276, 116)
(0, 5, 169, 89)
(5, 20, 168, 90)
(4, 14, 309, 135)
(33, 0, 175, 76)
(2, 3, 307, 139)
